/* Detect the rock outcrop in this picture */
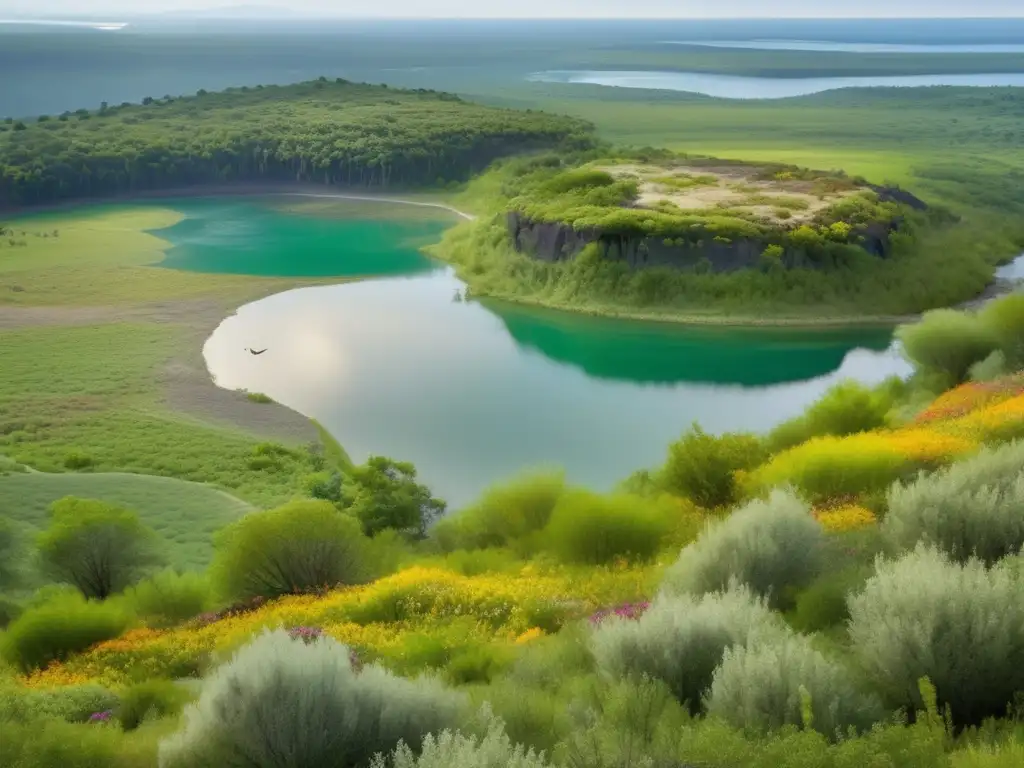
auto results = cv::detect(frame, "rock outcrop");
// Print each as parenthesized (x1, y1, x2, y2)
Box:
(506, 185, 926, 274)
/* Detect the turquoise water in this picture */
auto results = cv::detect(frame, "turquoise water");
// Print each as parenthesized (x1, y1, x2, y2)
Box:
(528, 70, 1024, 99)
(154, 198, 909, 506)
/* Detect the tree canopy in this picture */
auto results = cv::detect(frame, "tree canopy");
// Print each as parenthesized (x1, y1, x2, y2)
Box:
(0, 78, 595, 207)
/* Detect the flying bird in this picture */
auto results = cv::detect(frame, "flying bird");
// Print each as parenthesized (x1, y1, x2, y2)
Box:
(246, 348, 267, 356)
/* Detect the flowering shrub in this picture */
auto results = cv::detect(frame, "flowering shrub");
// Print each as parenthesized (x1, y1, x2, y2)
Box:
(914, 375, 1024, 424)
(588, 601, 650, 626)
(18, 564, 648, 688)
(514, 628, 544, 645)
(815, 504, 877, 533)
(288, 625, 324, 644)
(750, 430, 974, 503)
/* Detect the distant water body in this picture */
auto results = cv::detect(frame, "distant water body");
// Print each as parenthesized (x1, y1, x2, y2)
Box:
(663, 40, 1024, 54)
(0, 19, 127, 30)
(529, 70, 1024, 99)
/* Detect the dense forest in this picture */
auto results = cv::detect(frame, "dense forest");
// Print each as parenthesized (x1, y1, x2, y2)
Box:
(0, 79, 595, 207)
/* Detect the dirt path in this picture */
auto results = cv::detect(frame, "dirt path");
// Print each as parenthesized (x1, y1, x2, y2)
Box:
(276, 192, 475, 220)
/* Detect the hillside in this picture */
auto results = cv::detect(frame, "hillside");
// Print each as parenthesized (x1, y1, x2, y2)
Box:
(0, 79, 594, 207)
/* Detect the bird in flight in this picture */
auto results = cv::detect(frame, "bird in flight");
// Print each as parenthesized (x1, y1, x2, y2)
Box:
(246, 348, 268, 356)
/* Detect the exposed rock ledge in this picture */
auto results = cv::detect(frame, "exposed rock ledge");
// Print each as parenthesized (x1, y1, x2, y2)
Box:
(506, 186, 928, 274)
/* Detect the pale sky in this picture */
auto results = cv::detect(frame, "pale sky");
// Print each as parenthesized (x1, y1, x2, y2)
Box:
(1, 1, 1022, 19)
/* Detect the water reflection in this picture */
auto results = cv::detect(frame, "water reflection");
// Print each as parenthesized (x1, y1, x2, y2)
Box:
(205, 268, 910, 505)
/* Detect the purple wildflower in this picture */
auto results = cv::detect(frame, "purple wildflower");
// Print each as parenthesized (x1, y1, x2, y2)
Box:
(589, 601, 650, 626)
(288, 626, 324, 644)
(88, 710, 113, 723)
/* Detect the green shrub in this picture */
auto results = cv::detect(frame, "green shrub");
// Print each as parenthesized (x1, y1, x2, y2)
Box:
(63, 451, 94, 469)
(245, 391, 275, 404)
(787, 565, 871, 634)
(706, 633, 886, 738)
(848, 546, 1024, 727)
(159, 628, 466, 768)
(897, 309, 999, 386)
(661, 489, 825, 608)
(0, 595, 23, 629)
(0, 517, 25, 591)
(1, 592, 130, 671)
(212, 500, 370, 602)
(978, 293, 1024, 368)
(37, 497, 165, 600)
(969, 350, 1008, 383)
(118, 679, 191, 731)
(659, 425, 766, 508)
(340, 457, 446, 538)
(590, 586, 783, 713)
(767, 379, 900, 451)
(0, 682, 119, 723)
(431, 471, 565, 554)
(952, 742, 1024, 768)
(125, 569, 212, 628)
(0, 719, 124, 768)
(373, 707, 548, 768)
(882, 440, 1024, 565)
(540, 490, 672, 565)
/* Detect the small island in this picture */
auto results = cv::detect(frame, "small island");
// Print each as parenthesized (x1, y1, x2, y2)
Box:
(429, 151, 965, 323)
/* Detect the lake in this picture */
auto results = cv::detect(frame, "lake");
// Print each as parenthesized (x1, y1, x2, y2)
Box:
(662, 41, 1024, 54)
(151, 196, 910, 507)
(528, 70, 1024, 99)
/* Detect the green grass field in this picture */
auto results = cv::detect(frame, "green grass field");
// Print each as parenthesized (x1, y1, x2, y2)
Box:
(0, 206, 306, 306)
(0, 472, 251, 573)
(0, 322, 324, 507)
(0, 208, 341, 506)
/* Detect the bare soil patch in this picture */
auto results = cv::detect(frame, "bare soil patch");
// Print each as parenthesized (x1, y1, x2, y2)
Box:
(594, 162, 862, 224)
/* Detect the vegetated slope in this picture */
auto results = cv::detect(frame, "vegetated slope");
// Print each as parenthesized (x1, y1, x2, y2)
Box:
(22, 372, 1024, 691)
(0, 79, 595, 207)
(431, 150, 973, 320)
(0, 473, 251, 574)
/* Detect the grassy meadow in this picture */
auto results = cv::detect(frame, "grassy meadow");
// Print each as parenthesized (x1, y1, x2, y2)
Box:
(0, 207, 344, 508)
(0, 473, 251, 577)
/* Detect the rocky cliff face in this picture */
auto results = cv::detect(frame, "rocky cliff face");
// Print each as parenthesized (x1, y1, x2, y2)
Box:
(506, 186, 926, 274)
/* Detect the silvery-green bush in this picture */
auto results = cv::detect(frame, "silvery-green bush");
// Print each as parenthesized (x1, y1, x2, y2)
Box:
(705, 632, 885, 738)
(661, 489, 825, 607)
(372, 707, 548, 768)
(848, 545, 1024, 727)
(159, 629, 466, 768)
(590, 586, 783, 713)
(882, 440, 1024, 565)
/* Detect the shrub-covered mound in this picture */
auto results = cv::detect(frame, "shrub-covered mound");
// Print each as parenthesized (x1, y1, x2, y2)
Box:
(158, 629, 466, 768)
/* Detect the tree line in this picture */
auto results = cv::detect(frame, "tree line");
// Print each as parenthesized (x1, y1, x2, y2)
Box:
(0, 79, 595, 207)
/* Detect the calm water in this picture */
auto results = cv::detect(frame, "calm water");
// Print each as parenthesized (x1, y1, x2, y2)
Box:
(662, 40, 1024, 54)
(528, 70, 1024, 99)
(996, 252, 1024, 280)
(155, 198, 910, 506)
